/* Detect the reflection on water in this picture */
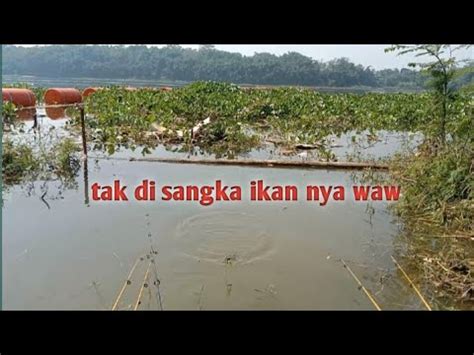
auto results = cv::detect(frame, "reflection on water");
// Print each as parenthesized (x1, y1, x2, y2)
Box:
(3, 155, 425, 310)
(2, 113, 428, 310)
(45, 107, 67, 120)
(16, 108, 37, 121)
(88, 130, 422, 164)
(2, 75, 186, 90)
(12, 108, 422, 164)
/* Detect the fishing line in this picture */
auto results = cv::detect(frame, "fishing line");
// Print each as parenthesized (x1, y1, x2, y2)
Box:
(145, 214, 164, 310)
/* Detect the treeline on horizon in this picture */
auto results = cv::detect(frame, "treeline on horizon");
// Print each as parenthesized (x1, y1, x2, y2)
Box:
(1, 45, 469, 89)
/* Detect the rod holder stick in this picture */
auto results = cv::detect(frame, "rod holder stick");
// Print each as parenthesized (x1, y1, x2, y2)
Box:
(80, 107, 87, 156)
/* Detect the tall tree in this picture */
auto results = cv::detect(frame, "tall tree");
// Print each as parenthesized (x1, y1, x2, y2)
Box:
(386, 45, 472, 145)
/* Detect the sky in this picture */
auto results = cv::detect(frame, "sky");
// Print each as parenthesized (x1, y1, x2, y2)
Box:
(15, 45, 473, 70)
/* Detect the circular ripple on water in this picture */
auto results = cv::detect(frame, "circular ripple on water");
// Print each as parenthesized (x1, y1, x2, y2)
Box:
(174, 211, 275, 265)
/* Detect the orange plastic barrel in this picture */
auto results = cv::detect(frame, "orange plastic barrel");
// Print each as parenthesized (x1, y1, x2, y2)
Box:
(82, 87, 100, 98)
(2, 88, 36, 107)
(44, 88, 82, 105)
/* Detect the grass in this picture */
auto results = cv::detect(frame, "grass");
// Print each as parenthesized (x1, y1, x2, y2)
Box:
(388, 140, 473, 308)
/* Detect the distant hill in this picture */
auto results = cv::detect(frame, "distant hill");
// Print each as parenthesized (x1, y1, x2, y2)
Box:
(2, 45, 427, 89)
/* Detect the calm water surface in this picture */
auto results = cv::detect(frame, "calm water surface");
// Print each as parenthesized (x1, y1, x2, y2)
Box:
(2, 111, 425, 310)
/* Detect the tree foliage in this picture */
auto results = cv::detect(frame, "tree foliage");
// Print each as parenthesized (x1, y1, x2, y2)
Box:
(386, 45, 473, 144)
(3, 45, 429, 88)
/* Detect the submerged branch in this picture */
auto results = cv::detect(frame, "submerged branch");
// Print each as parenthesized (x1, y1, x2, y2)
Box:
(125, 157, 389, 171)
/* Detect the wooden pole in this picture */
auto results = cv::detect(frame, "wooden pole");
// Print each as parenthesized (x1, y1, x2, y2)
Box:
(126, 157, 389, 171)
(32, 113, 38, 130)
(80, 107, 87, 156)
(83, 158, 89, 206)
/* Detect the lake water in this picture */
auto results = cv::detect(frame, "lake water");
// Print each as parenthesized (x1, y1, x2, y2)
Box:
(2, 75, 421, 93)
(2, 110, 427, 310)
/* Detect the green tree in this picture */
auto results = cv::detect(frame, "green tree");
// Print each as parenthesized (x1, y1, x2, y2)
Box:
(2, 45, 429, 89)
(386, 45, 472, 145)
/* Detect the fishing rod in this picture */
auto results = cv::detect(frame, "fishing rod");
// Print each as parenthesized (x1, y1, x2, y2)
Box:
(111, 254, 145, 310)
(341, 259, 382, 311)
(134, 262, 152, 310)
(391, 255, 432, 311)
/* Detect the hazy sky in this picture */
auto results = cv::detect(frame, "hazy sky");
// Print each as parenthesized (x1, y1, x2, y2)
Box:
(15, 45, 473, 70)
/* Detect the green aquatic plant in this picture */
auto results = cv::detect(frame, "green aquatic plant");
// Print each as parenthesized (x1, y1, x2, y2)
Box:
(73, 81, 464, 159)
(54, 138, 82, 179)
(383, 46, 473, 308)
(2, 140, 39, 184)
(193, 119, 261, 158)
(2, 138, 81, 187)
(390, 142, 473, 231)
(1, 101, 17, 124)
